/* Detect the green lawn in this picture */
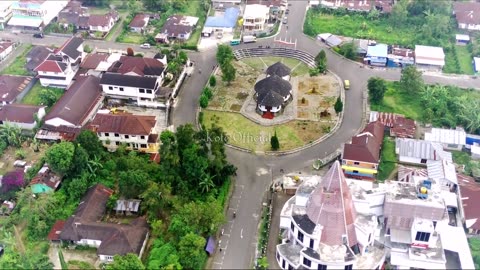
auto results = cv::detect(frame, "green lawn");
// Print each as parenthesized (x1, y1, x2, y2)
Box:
(117, 32, 144, 44)
(304, 10, 417, 47)
(202, 110, 327, 152)
(0, 44, 32, 76)
(370, 81, 423, 121)
(105, 19, 123, 41)
(469, 238, 480, 269)
(377, 137, 397, 181)
(20, 81, 64, 107)
(291, 63, 310, 77)
(241, 57, 310, 76)
(241, 58, 266, 70)
(456, 45, 474, 75)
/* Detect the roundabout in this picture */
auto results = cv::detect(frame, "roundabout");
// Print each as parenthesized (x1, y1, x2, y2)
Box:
(201, 48, 344, 153)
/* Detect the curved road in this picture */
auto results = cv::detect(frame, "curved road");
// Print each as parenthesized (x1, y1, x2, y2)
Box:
(172, 1, 480, 269)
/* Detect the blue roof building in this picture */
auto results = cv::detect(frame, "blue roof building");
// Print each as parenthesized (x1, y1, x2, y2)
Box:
(365, 43, 388, 67)
(205, 7, 240, 29)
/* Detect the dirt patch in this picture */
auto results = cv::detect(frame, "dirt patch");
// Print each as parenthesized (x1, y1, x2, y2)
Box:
(236, 92, 249, 100)
(298, 99, 309, 106)
(0, 142, 48, 175)
(230, 104, 242, 111)
(297, 111, 309, 118)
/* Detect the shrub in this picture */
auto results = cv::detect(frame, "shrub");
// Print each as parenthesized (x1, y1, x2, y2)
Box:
(198, 111, 204, 124)
(334, 97, 343, 114)
(15, 149, 26, 160)
(270, 130, 280, 151)
(209, 75, 217, 87)
(203, 87, 213, 100)
(83, 44, 93, 53)
(199, 94, 209, 108)
(309, 68, 320, 77)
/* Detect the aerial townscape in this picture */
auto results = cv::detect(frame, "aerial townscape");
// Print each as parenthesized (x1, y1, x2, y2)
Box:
(1, 0, 480, 269)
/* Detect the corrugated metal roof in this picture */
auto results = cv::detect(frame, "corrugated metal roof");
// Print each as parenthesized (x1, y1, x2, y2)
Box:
(424, 128, 466, 146)
(427, 160, 458, 185)
(395, 138, 452, 162)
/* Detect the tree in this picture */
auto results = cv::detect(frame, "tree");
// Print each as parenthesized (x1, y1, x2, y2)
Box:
(45, 142, 75, 175)
(315, 50, 327, 73)
(178, 233, 207, 269)
(221, 61, 236, 85)
(390, 0, 408, 25)
(216, 44, 234, 67)
(367, 77, 387, 104)
(199, 173, 215, 194)
(209, 75, 217, 87)
(119, 170, 149, 198)
(0, 122, 23, 147)
(199, 94, 209, 108)
(334, 96, 343, 114)
(270, 130, 280, 151)
(178, 51, 188, 64)
(339, 42, 357, 60)
(106, 254, 145, 270)
(399, 65, 424, 94)
(147, 239, 182, 270)
(127, 47, 134, 56)
(458, 98, 480, 133)
(367, 7, 380, 21)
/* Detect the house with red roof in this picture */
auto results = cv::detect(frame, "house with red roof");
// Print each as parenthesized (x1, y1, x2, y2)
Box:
(34, 37, 84, 88)
(341, 121, 385, 181)
(87, 10, 118, 33)
(129, 13, 150, 33)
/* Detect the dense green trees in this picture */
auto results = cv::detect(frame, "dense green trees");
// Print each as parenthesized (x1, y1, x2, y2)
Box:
(45, 142, 75, 175)
(368, 77, 387, 104)
(315, 50, 327, 74)
(221, 61, 236, 85)
(178, 232, 208, 269)
(106, 254, 145, 270)
(216, 45, 236, 85)
(399, 65, 424, 94)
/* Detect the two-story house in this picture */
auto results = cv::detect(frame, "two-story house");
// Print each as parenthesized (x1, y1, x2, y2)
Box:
(342, 121, 385, 181)
(87, 11, 118, 33)
(89, 113, 159, 153)
(0, 1, 14, 30)
(243, 4, 270, 32)
(8, 0, 67, 31)
(34, 37, 84, 88)
(453, 2, 480, 31)
(0, 103, 46, 130)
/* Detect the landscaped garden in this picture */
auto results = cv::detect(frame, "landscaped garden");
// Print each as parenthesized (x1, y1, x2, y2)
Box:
(0, 44, 33, 76)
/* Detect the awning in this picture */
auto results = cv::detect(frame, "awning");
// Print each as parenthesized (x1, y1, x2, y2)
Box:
(205, 236, 215, 255)
(8, 15, 43, 28)
(342, 165, 377, 174)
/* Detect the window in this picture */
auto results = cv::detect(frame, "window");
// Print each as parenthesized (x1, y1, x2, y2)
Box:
(119, 87, 124, 91)
(354, 161, 360, 165)
(139, 88, 145, 93)
(108, 86, 113, 90)
(368, 234, 371, 242)
(140, 135, 145, 140)
(345, 265, 353, 270)
(303, 257, 311, 267)
(421, 158, 427, 164)
(282, 259, 285, 269)
(318, 264, 327, 270)
(140, 144, 147, 148)
(433, 221, 437, 229)
(288, 264, 293, 270)
(146, 89, 152, 94)
(353, 170, 359, 174)
(276, 251, 280, 261)
(114, 133, 119, 137)
(415, 231, 431, 242)
(297, 231, 304, 242)
(106, 255, 113, 261)
(309, 239, 314, 249)
(124, 135, 129, 139)
(115, 142, 120, 146)
(104, 132, 109, 137)
(290, 221, 295, 231)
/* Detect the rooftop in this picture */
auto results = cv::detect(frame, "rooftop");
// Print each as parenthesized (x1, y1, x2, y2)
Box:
(367, 43, 388, 58)
(0, 103, 44, 124)
(395, 138, 452, 163)
(89, 113, 157, 136)
(453, 2, 480, 26)
(424, 127, 466, 146)
(205, 7, 240, 28)
(244, 4, 269, 18)
(0, 75, 32, 103)
(265, 61, 291, 77)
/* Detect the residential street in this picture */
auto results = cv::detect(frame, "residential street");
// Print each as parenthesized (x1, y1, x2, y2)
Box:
(2, 3, 480, 268)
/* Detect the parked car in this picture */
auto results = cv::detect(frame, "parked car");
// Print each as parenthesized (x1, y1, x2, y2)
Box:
(283, 17, 288, 24)
(285, 9, 290, 14)
(344, 80, 350, 90)
(140, 43, 151, 49)
(33, 33, 44, 38)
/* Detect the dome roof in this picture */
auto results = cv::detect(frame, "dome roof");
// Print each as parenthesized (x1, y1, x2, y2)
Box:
(266, 61, 291, 77)
(254, 74, 292, 97)
(257, 90, 284, 107)
(305, 161, 358, 247)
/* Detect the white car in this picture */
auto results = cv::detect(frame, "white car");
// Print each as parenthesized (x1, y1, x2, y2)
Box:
(140, 43, 151, 49)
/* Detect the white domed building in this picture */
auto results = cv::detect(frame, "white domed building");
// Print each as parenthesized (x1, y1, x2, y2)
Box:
(276, 161, 386, 270)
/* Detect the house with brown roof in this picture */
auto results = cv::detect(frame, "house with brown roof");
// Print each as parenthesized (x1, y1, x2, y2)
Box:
(25, 45, 54, 73)
(156, 15, 199, 43)
(453, 2, 480, 31)
(42, 75, 102, 128)
(48, 184, 149, 262)
(0, 75, 33, 105)
(87, 10, 118, 33)
(34, 37, 84, 88)
(457, 173, 480, 234)
(88, 113, 159, 153)
(129, 13, 150, 33)
(0, 41, 13, 61)
(341, 121, 385, 181)
(369, 111, 416, 138)
(0, 103, 46, 130)
(319, 0, 394, 13)
(29, 164, 62, 194)
(57, 0, 88, 27)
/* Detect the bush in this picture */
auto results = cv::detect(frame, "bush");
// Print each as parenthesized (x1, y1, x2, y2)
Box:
(209, 75, 217, 87)
(309, 68, 320, 77)
(203, 87, 213, 100)
(199, 94, 209, 108)
(15, 149, 26, 160)
(180, 44, 198, 51)
(198, 111, 204, 124)
(270, 131, 280, 151)
(334, 97, 343, 114)
(83, 44, 93, 53)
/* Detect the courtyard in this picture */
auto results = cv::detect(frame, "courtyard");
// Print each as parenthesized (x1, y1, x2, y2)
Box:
(202, 56, 340, 152)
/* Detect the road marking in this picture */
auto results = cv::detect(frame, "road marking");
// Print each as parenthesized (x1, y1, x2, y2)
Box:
(228, 207, 237, 211)
(241, 228, 243, 239)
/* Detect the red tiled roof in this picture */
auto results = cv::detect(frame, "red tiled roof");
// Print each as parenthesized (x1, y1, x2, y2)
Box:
(0, 75, 32, 103)
(88, 14, 112, 27)
(454, 2, 480, 26)
(0, 103, 43, 124)
(47, 220, 66, 241)
(34, 59, 64, 73)
(372, 112, 416, 138)
(306, 161, 358, 247)
(343, 121, 384, 164)
(458, 173, 480, 230)
(108, 56, 165, 76)
(89, 113, 156, 136)
(80, 53, 109, 69)
(129, 13, 149, 28)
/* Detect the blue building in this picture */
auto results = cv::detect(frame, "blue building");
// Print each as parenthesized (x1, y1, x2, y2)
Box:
(365, 43, 388, 67)
(203, 7, 240, 36)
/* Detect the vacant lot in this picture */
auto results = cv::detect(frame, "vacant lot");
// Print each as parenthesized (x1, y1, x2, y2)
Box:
(377, 137, 396, 181)
(0, 44, 32, 76)
(370, 81, 423, 121)
(20, 81, 63, 106)
(0, 143, 48, 175)
(202, 110, 332, 152)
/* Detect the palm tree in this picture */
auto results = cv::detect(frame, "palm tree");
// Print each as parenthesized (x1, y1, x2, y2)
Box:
(87, 155, 103, 178)
(199, 173, 215, 194)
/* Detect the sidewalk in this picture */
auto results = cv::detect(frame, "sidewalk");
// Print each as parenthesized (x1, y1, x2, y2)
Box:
(266, 192, 290, 269)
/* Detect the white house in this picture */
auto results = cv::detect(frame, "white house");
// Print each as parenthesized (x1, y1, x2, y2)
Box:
(8, 0, 67, 30)
(395, 138, 452, 165)
(0, 104, 45, 130)
(0, 41, 13, 61)
(89, 112, 159, 153)
(276, 161, 386, 270)
(0, 1, 14, 30)
(87, 11, 118, 33)
(129, 13, 150, 33)
(424, 127, 466, 151)
(453, 2, 480, 31)
(243, 4, 270, 31)
(34, 37, 84, 88)
(415, 45, 445, 70)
